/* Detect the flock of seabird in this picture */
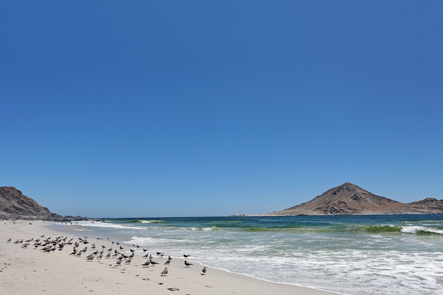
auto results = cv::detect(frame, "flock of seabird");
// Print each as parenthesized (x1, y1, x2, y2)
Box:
(7, 234, 209, 278)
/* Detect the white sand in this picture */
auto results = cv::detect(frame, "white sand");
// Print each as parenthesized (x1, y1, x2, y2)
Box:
(0, 220, 338, 295)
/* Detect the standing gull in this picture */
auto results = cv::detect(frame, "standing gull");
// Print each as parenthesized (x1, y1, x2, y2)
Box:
(161, 267, 168, 276)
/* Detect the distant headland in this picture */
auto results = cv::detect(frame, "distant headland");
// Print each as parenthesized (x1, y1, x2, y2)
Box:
(0, 186, 86, 221)
(262, 182, 443, 216)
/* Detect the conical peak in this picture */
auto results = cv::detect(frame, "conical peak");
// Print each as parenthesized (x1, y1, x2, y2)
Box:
(330, 182, 360, 194)
(269, 183, 443, 216)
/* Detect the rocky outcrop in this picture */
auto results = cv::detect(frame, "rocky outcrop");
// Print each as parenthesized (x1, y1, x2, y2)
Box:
(265, 182, 443, 216)
(0, 186, 63, 220)
(395, 198, 443, 214)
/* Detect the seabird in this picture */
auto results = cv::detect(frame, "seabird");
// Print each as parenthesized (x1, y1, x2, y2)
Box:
(164, 258, 171, 265)
(141, 260, 151, 267)
(86, 254, 95, 261)
(184, 260, 193, 267)
(149, 259, 159, 265)
(42, 246, 52, 252)
(7, 238, 11, 242)
(115, 260, 122, 266)
(202, 266, 207, 275)
(161, 267, 168, 276)
(183, 254, 190, 258)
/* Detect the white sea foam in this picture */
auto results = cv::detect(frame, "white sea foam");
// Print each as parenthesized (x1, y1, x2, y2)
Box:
(124, 236, 179, 246)
(74, 221, 144, 230)
(119, 229, 443, 295)
(401, 226, 443, 235)
(180, 226, 219, 231)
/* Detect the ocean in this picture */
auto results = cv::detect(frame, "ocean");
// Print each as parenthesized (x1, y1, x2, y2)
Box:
(58, 215, 443, 295)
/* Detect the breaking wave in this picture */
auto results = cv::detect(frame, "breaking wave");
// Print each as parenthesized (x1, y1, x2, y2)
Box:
(400, 226, 443, 235)
(74, 221, 144, 230)
(75, 221, 443, 235)
(131, 220, 169, 224)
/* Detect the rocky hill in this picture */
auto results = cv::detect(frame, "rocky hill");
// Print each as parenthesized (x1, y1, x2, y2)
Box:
(0, 186, 63, 220)
(265, 182, 443, 215)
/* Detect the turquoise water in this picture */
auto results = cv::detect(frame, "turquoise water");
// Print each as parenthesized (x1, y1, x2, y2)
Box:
(66, 215, 443, 295)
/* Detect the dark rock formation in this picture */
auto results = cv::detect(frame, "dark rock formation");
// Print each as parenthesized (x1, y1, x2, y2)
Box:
(265, 182, 443, 216)
(0, 186, 63, 220)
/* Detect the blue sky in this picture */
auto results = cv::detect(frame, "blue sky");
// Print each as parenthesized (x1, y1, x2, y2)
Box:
(1, 1, 442, 217)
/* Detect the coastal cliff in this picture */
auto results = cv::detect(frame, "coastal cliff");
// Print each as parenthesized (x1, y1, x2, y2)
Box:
(0, 186, 63, 220)
(265, 182, 443, 216)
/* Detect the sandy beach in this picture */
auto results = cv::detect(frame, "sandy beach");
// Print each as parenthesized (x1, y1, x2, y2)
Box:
(0, 220, 338, 295)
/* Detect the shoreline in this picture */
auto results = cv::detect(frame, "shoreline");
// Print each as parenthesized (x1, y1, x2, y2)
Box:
(52, 221, 347, 294)
(1, 220, 339, 295)
(53, 222, 347, 295)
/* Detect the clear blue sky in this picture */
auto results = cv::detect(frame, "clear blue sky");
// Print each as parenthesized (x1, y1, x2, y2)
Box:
(1, 1, 442, 217)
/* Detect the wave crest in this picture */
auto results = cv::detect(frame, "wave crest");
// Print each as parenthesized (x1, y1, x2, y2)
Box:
(131, 220, 168, 224)
(401, 226, 443, 235)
